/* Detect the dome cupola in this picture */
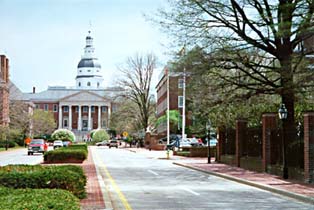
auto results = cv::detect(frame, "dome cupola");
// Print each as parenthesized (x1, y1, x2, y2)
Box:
(75, 31, 104, 89)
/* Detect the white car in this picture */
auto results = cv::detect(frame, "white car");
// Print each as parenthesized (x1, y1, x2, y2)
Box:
(53, 140, 63, 149)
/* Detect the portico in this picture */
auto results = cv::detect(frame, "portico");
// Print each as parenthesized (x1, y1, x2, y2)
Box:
(58, 91, 111, 131)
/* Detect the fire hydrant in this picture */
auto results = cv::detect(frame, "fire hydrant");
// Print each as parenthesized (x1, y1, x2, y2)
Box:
(166, 149, 170, 159)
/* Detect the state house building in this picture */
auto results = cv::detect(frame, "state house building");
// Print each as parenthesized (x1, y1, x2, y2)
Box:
(26, 31, 122, 134)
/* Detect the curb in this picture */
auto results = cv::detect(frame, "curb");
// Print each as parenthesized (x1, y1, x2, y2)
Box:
(173, 162, 314, 205)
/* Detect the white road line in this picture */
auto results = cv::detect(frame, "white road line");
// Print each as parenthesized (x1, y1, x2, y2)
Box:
(181, 187, 200, 196)
(148, 170, 159, 176)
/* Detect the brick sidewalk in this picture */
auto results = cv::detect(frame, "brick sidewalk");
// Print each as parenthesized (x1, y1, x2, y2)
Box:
(182, 162, 314, 197)
(80, 147, 106, 210)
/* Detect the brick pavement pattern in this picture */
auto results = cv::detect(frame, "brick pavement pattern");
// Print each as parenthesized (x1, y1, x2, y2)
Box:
(80, 147, 106, 210)
(188, 162, 314, 197)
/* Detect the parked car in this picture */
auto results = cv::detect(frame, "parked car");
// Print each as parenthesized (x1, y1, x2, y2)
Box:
(28, 139, 48, 155)
(179, 139, 192, 148)
(62, 141, 71, 147)
(96, 140, 109, 146)
(108, 140, 118, 148)
(53, 140, 63, 149)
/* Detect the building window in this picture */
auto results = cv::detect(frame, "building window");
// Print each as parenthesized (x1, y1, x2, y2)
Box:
(78, 82, 81, 87)
(75, 106, 79, 112)
(64, 119, 68, 127)
(88, 70, 91, 72)
(44, 104, 49, 111)
(35, 104, 40, 109)
(79, 70, 82, 73)
(178, 79, 184, 88)
(91, 106, 95, 113)
(102, 120, 106, 128)
(101, 106, 107, 113)
(64, 106, 69, 112)
(53, 104, 58, 112)
(83, 106, 88, 113)
(97, 82, 99, 87)
(178, 96, 183, 108)
(87, 82, 91, 86)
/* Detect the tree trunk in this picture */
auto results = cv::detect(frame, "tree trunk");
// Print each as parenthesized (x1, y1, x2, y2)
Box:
(280, 57, 295, 171)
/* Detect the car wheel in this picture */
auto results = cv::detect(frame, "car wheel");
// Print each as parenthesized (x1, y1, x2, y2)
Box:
(109, 146, 111, 149)
(27, 152, 30, 155)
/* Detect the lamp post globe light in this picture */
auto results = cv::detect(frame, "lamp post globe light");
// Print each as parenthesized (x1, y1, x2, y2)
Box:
(206, 120, 211, 164)
(278, 103, 288, 179)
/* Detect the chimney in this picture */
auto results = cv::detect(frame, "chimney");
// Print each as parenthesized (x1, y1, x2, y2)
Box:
(33, 87, 36, 94)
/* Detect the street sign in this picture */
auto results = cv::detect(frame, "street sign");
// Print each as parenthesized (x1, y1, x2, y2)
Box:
(123, 131, 128, 137)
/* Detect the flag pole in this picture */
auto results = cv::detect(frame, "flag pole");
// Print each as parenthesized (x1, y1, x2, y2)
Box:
(180, 46, 186, 140)
(166, 68, 170, 145)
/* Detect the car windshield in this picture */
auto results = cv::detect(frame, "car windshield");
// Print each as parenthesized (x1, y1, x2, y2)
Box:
(110, 140, 117, 143)
(31, 139, 44, 144)
(54, 141, 62, 144)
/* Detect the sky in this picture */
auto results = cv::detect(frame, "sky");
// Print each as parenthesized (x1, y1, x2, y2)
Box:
(0, 0, 171, 93)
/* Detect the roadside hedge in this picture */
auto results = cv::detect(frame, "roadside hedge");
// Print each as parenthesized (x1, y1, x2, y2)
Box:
(0, 187, 80, 210)
(0, 164, 86, 199)
(44, 144, 88, 163)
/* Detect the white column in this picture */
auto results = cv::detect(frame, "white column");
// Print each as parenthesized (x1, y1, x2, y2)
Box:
(58, 105, 62, 129)
(108, 105, 111, 128)
(78, 105, 82, 131)
(98, 106, 101, 129)
(69, 105, 72, 130)
(88, 105, 92, 130)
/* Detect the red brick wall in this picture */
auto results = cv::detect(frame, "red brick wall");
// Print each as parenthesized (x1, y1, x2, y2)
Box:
(304, 112, 314, 183)
(262, 113, 277, 172)
(236, 119, 247, 167)
(0, 55, 9, 126)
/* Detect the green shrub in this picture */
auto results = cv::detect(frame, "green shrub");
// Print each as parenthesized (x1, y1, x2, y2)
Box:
(92, 129, 110, 142)
(44, 148, 87, 163)
(69, 143, 88, 151)
(0, 165, 86, 199)
(51, 129, 76, 142)
(0, 140, 16, 148)
(0, 187, 80, 210)
(44, 144, 88, 163)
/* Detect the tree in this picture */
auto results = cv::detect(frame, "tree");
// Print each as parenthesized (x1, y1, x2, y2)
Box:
(92, 129, 110, 142)
(9, 100, 32, 138)
(51, 129, 75, 142)
(172, 47, 279, 129)
(155, 0, 314, 138)
(32, 109, 56, 138)
(118, 53, 157, 131)
(156, 110, 181, 133)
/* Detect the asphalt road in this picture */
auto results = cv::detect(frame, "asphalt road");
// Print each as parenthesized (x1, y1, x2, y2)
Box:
(92, 147, 313, 210)
(0, 148, 44, 166)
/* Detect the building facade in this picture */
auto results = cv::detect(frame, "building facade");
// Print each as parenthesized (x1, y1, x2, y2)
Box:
(0, 55, 10, 126)
(155, 67, 192, 135)
(25, 32, 122, 138)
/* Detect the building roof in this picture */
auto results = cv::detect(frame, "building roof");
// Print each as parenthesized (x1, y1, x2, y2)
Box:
(26, 86, 125, 102)
(77, 58, 101, 68)
(9, 81, 28, 101)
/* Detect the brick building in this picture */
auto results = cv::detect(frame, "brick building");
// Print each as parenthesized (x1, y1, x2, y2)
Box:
(155, 67, 192, 136)
(0, 55, 10, 126)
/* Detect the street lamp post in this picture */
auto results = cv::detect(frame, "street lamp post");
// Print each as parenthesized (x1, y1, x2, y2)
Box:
(206, 120, 211, 164)
(278, 103, 288, 179)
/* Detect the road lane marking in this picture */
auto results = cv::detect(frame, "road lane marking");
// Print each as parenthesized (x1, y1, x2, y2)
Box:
(148, 170, 159, 176)
(182, 187, 200, 196)
(94, 152, 132, 210)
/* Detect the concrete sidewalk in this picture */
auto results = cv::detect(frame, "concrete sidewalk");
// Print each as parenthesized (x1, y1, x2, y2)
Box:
(124, 147, 314, 205)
